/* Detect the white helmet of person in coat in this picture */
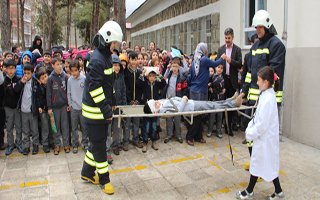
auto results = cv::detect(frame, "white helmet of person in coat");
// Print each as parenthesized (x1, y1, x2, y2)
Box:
(93, 21, 123, 50)
(252, 10, 273, 29)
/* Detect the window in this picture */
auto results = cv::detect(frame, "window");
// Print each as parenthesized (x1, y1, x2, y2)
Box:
(243, 0, 267, 48)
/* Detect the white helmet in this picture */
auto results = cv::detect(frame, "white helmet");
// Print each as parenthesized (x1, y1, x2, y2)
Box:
(252, 10, 273, 29)
(98, 21, 123, 43)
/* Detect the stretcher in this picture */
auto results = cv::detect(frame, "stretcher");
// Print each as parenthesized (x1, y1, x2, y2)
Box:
(114, 104, 257, 127)
(113, 104, 257, 166)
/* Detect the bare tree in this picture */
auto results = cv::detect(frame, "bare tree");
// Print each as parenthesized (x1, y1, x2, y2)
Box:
(90, 1, 101, 42)
(113, 0, 126, 41)
(48, 0, 57, 49)
(19, 0, 26, 49)
(0, 0, 12, 51)
(66, 0, 75, 49)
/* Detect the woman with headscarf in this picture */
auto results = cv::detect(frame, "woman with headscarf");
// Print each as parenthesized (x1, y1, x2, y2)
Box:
(186, 42, 226, 146)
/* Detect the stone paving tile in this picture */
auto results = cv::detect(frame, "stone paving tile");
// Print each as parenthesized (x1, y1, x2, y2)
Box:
(0, 133, 320, 199)
(144, 177, 174, 192)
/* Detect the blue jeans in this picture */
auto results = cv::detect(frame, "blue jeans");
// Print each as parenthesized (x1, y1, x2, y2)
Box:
(142, 117, 158, 143)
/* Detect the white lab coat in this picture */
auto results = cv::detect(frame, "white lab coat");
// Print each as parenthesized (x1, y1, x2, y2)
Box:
(246, 88, 279, 182)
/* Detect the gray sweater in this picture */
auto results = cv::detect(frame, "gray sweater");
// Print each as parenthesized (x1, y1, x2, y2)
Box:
(67, 74, 86, 110)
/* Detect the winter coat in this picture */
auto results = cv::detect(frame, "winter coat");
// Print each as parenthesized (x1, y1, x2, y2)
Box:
(3, 75, 21, 108)
(16, 51, 33, 77)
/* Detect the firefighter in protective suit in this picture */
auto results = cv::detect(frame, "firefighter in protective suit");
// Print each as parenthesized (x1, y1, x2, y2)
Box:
(241, 10, 286, 169)
(80, 21, 123, 195)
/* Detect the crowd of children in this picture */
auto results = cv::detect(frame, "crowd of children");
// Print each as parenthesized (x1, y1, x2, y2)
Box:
(0, 40, 246, 159)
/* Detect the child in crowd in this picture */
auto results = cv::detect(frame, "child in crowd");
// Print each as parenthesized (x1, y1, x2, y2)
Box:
(142, 53, 149, 67)
(36, 50, 53, 75)
(47, 57, 70, 155)
(67, 60, 88, 154)
(35, 68, 51, 153)
(16, 50, 32, 77)
(137, 67, 166, 153)
(137, 53, 144, 71)
(150, 51, 163, 74)
(207, 64, 225, 138)
(119, 53, 128, 70)
(236, 66, 284, 200)
(3, 59, 24, 155)
(111, 55, 127, 156)
(64, 58, 72, 77)
(15, 63, 40, 155)
(162, 63, 188, 144)
(123, 51, 143, 149)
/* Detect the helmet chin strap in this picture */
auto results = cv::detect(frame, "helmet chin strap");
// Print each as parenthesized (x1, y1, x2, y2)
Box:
(92, 33, 107, 50)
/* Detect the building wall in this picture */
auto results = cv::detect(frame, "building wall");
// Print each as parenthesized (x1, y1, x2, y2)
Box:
(280, 0, 320, 148)
(128, 0, 220, 54)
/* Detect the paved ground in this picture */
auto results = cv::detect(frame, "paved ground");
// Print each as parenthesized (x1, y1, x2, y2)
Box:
(1, 122, 320, 200)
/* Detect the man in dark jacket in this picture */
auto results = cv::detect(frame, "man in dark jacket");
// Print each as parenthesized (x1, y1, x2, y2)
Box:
(217, 28, 242, 136)
(29, 35, 43, 56)
(80, 21, 123, 195)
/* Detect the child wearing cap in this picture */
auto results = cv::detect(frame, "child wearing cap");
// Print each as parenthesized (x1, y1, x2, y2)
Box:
(137, 67, 166, 153)
(161, 63, 188, 144)
(111, 54, 127, 156)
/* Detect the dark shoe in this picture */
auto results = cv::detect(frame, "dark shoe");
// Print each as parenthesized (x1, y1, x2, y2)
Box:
(133, 141, 143, 148)
(227, 129, 234, 137)
(232, 124, 239, 131)
(195, 138, 206, 143)
(72, 147, 78, 154)
(113, 147, 120, 156)
(5, 145, 15, 156)
(43, 145, 50, 153)
(16, 144, 24, 154)
(216, 132, 223, 139)
(23, 148, 30, 155)
(64, 146, 71, 153)
(207, 132, 212, 137)
(32, 144, 39, 155)
(54, 146, 60, 155)
(267, 191, 285, 200)
(177, 137, 183, 143)
(0, 143, 5, 150)
(123, 143, 129, 151)
(164, 137, 171, 144)
(186, 139, 194, 146)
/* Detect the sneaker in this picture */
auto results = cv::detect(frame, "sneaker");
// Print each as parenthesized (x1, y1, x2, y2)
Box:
(177, 137, 183, 143)
(5, 145, 15, 156)
(72, 147, 78, 154)
(236, 190, 254, 199)
(113, 147, 120, 156)
(132, 141, 143, 148)
(16, 144, 24, 154)
(267, 192, 285, 200)
(216, 132, 223, 139)
(64, 146, 71, 153)
(102, 182, 115, 195)
(164, 137, 171, 143)
(32, 144, 39, 155)
(43, 145, 50, 153)
(54, 146, 60, 155)
(207, 132, 212, 137)
(151, 141, 159, 151)
(23, 148, 30, 155)
(123, 143, 129, 151)
(142, 143, 147, 153)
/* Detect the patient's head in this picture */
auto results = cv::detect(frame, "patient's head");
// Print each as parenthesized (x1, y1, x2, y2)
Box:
(143, 99, 162, 114)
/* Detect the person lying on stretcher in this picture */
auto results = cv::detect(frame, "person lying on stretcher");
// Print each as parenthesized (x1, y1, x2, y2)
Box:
(143, 92, 245, 114)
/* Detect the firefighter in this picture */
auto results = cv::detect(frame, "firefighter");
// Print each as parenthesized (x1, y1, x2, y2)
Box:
(241, 10, 286, 169)
(80, 21, 123, 195)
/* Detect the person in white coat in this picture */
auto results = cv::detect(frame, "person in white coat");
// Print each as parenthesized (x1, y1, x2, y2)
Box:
(236, 66, 284, 200)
